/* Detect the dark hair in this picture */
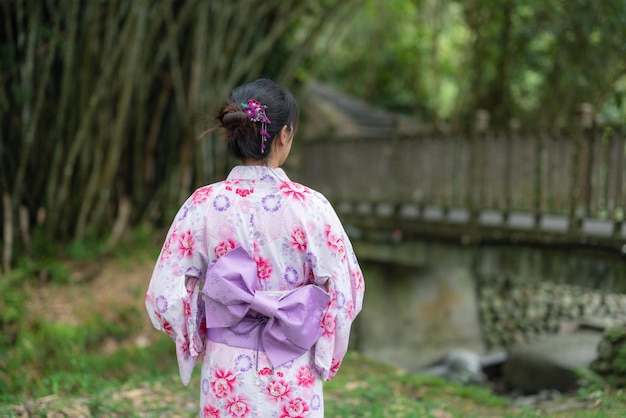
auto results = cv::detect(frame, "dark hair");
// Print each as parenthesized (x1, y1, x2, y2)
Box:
(216, 78, 299, 160)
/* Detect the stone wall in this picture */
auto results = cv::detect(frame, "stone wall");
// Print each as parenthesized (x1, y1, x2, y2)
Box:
(477, 279, 626, 348)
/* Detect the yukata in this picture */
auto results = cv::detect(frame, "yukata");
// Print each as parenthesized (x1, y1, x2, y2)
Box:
(145, 165, 365, 418)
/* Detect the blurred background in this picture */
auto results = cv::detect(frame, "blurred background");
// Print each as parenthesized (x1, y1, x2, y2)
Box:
(1, 0, 626, 415)
(2, 0, 625, 257)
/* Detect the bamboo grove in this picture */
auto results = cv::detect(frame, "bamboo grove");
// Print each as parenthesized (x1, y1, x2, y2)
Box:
(0, 0, 356, 272)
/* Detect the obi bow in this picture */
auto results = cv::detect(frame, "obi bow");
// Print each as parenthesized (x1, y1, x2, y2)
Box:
(202, 246, 330, 368)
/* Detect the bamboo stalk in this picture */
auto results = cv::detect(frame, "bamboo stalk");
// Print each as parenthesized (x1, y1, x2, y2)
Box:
(2, 193, 12, 274)
(79, 0, 149, 238)
(45, 0, 80, 215)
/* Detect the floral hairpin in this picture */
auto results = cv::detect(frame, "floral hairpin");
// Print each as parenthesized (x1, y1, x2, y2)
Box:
(241, 99, 272, 153)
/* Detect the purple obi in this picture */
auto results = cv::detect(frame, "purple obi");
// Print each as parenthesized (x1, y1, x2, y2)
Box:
(202, 246, 330, 368)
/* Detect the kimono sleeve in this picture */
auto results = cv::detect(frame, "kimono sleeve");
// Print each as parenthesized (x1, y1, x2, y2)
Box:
(145, 196, 209, 385)
(308, 197, 365, 381)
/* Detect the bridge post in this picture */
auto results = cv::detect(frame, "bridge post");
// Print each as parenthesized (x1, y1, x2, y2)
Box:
(470, 109, 490, 224)
(569, 103, 594, 234)
(504, 118, 520, 225)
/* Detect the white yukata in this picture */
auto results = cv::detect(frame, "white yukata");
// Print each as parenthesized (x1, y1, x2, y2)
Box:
(145, 165, 365, 418)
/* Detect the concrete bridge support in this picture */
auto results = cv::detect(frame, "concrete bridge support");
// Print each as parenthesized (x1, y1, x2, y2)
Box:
(351, 238, 626, 372)
(355, 253, 483, 370)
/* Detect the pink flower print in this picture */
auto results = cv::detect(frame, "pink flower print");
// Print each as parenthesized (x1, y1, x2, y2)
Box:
(225, 179, 240, 188)
(295, 365, 315, 387)
(237, 198, 253, 213)
(225, 394, 250, 417)
(321, 312, 336, 338)
(199, 315, 208, 338)
(235, 187, 253, 197)
(183, 299, 192, 320)
(334, 240, 346, 262)
(346, 300, 355, 320)
(352, 270, 364, 291)
(280, 398, 310, 418)
(330, 358, 341, 376)
(279, 181, 309, 202)
(289, 228, 307, 252)
(203, 405, 221, 418)
(192, 186, 213, 204)
(160, 237, 173, 262)
(215, 239, 237, 258)
(258, 367, 272, 377)
(266, 379, 292, 403)
(255, 255, 273, 281)
(324, 225, 346, 261)
(178, 230, 195, 258)
(162, 320, 175, 338)
(276, 371, 284, 377)
(178, 337, 190, 358)
(211, 369, 237, 398)
(153, 310, 176, 338)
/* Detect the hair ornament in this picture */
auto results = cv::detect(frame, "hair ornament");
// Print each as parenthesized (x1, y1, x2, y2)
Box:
(241, 99, 272, 153)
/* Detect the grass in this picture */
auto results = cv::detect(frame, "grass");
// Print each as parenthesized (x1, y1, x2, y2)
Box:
(2, 344, 626, 417)
(0, 350, 626, 418)
(324, 352, 626, 417)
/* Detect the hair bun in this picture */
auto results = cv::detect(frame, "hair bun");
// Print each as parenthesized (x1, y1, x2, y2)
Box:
(222, 110, 248, 129)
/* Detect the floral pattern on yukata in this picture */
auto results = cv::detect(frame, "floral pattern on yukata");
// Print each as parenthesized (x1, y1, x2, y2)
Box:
(146, 165, 364, 417)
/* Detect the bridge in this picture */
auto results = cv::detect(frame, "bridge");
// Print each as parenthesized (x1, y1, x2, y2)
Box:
(297, 105, 626, 376)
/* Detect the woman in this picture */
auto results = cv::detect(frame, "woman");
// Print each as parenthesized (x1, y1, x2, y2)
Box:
(145, 78, 364, 417)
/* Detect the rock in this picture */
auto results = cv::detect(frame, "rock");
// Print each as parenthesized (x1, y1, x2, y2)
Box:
(419, 348, 507, 385)
(589, 359, 612, 374)
(596, 339, 614, 359)
(444, 348, 487, 384)
(502, 330, 604, 393)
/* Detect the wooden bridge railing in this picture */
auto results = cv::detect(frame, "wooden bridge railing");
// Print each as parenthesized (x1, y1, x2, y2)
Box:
(300, 109, 626, 254)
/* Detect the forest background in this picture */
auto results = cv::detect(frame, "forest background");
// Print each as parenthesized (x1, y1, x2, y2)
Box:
(2, 0, 626, 270)
(1, 0, 626, 411)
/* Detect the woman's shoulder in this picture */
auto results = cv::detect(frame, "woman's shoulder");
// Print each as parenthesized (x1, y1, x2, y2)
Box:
(280, 179, 328, 202)
(279, 180, 342, 218)
(184, 180, 228, 206)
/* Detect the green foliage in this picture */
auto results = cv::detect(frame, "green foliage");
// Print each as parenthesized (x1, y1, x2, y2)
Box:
(605, 327, 626, 343)
(0, 234, 170, 399)
(2, 0, 358, 270)
(312, 0, 626, 128)
(110, 225, 163, 262)
(0, 270, 27, 347)
(1, 318, 177, 399)
(615, 344, 626, 374)
(35, 314, 144, 390)
(575, 367, 609, 398)
(66, 239, 106, 261)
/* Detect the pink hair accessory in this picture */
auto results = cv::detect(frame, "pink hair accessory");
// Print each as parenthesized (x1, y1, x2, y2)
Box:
(241, 99, 272, 153)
